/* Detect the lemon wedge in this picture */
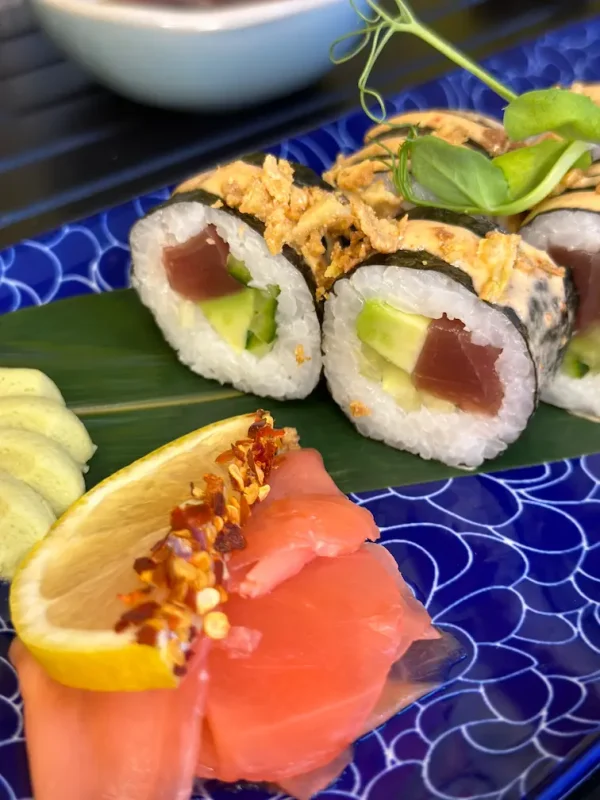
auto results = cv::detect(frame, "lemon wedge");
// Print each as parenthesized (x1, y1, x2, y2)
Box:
(10, 413, 258, 692)
(0, 368, 65, 404)
(0, 471, 56, 580)
(0, 397, 95, 467)
(0, 429, 84, 516)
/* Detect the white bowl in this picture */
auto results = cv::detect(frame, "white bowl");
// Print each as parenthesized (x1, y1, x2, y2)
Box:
(30, 0, 364, 111)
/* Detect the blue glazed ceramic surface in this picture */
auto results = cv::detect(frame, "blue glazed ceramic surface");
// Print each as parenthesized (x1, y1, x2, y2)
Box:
(1, 15, 600, 800)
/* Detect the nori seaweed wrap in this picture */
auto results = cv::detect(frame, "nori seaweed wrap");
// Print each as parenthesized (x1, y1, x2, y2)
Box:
(322, 210, 575, 468)
(129, 155, 325, 400)
(520, 158, 600, 420)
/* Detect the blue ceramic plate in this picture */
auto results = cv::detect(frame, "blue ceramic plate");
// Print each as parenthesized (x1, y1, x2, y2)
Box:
(1, 16, 600, 800)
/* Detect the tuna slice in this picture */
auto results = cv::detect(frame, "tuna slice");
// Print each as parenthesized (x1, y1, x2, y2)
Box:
(413, 314, 504, 415)
(11, 639, 209, 800)
(549, 246, 600, 333)
(228, 494, 380, 598)
(162, 225, 241, 301)
(197, 545, 439, 788)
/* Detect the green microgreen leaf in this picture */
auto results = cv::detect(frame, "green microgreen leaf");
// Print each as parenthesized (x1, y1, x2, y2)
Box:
(496, 140, 592, 214)
(575, 151, 594, 171)
(395, 138, 484, 215)
(332, 1, 597, 220)
(407, 136, 509, 208)
(493, 139, 571, 201)
(395, 137, 591, 216)
(494, 141, 592, 203)
(504, 89, 600, 143)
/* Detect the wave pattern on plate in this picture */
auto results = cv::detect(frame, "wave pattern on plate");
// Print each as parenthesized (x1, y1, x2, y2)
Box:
(0, 14, 600, 800)
(1, 462, 599, 800)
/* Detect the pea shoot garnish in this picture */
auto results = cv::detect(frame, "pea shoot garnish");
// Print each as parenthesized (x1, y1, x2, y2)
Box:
(332, 0, 600, 216)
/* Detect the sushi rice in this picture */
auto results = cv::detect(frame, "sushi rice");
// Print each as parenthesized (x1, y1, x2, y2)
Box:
(521, 204, 600, 420)
(131, 200, 322, 401)
(323, 265, 536, 468)
(322, 211, 574, 469)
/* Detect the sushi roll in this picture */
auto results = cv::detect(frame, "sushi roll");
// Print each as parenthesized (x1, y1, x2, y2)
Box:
(324, 110, 508, 218)
(130, 155, 324, 400)
(568, 81, 600, 102)
(520, 160, 600, 420)
(322, 210, 575, 468)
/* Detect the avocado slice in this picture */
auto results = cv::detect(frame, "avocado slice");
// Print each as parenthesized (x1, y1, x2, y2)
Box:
(561, 349, 590, 379)
(246, 333, 274, 357)
(356, 299, 431, 374)
(245, 288, 279, 356)
(568, 325, 600, 375)
(224, 250, 280, 354)
(358, 343, 390, 382)
(359, 344, 421, 410)
(359, 340, 456, 413)
(199, 281, 279, 356)
(249, 290, 278, 343)
(381, 361, 422, 412)
(421, 391, 456, 413)
(227, 254, 252, 285)
(199, 288, 256, 351)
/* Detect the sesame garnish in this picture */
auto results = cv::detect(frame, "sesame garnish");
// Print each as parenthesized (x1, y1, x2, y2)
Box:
(228, 463, 245, 492)
(203, 611, 230, 640)
(114, 410, 288, 676)
(350, 401, 371, 418)
(190, 482, 203, 499)
(196, 588, 221, 615)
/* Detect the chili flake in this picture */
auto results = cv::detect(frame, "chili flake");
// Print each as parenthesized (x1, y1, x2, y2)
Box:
(114, 410, 289, 677)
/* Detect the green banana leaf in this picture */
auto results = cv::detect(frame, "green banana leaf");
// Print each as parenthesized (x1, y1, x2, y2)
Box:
(1, 289, 599, 494)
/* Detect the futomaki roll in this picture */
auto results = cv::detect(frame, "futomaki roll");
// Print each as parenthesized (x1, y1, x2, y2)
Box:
(520, 161, 600, 420)
(324, 110, 508, 218)
(322, 210, 575, 468)
(129, 155, 323, 400)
